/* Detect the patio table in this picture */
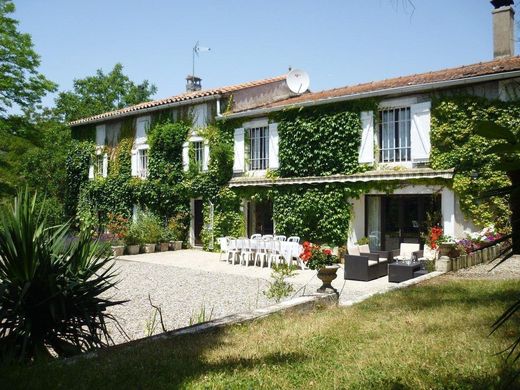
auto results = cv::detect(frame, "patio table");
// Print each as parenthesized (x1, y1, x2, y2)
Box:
(388, 261, 421, 283)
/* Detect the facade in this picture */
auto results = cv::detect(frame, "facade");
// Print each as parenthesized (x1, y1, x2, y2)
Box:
(69, 2, 519, 251)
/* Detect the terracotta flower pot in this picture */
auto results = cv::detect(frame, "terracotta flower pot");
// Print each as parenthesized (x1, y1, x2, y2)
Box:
(111, 245, 125, 257)
(316, 265, 340, 294)
(126, 244, 140, 255)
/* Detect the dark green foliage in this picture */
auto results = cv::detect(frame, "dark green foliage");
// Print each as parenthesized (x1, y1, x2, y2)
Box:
(273, 184, 358, 246)
(148, 121, 189, 184)
(65, 141, 94, 221)
(0, 190, 122, 361)
(55, 63, 157, 122)
(430, 97, 518, 230)
(0, 0, 57, 116)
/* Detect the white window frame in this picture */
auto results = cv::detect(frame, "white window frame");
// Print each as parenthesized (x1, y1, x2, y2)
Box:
(192, 140, 204, 172)
(378, 106, 412, 163)
(136, 145, 149, 179)
(247, 126, 269, 171)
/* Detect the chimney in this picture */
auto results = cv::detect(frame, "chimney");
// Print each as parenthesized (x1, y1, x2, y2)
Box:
(491, 0, 515, 58)
(186, 75, 202, 92)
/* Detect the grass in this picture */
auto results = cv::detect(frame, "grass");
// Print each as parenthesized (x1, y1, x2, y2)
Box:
(2, 277, 520, 389)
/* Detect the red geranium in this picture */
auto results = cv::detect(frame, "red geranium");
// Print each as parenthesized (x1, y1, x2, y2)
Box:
(299, 242, 337, 270)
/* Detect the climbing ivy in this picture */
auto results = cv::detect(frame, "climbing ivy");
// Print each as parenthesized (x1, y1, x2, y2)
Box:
(273, 184, 360, 246)
(65, 141, 94, 221)
(430, 96, 519, 230)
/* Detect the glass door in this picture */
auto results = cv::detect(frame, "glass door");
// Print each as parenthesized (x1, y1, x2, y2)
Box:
(366, 194, 441, 251)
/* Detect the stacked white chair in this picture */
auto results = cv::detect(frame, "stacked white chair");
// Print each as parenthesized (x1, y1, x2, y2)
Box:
(274, 235, 287, 241)
(217, 237, 229, 261)
(241, 238, 256, 267)
(251, 234, 262, 240)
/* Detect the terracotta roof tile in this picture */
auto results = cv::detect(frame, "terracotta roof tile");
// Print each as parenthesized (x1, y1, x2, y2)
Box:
(69, 74, 286, 126)
(235, 56, 520, 112)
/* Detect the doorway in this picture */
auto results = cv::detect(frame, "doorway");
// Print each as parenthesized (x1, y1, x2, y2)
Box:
(193, 199, 204, 246)
(366, 194, 441, 251)
(247, 200, 274, 236)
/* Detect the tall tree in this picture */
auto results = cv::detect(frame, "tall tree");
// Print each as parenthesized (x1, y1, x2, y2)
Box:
(0, 0, 56, 117)
(55, 63, 157, 122)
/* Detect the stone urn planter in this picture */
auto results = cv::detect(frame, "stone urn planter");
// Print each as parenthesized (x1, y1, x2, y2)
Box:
(316, 265, 340, 294)
(156, 242, 169, 252)
(111, 245, 125, 257)
(142, 243, 155, 254)
(126, 244, 140, 255)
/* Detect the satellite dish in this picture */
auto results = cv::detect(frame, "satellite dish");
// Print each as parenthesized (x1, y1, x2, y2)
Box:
(286, 69, 310, 94)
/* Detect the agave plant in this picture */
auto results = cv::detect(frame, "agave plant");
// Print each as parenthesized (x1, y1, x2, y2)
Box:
(0, 190, 124, 362)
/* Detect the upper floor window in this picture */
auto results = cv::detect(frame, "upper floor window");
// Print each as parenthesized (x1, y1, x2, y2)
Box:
(248, 126, 269, 170)
(379, 107, 411, 163)
(137, 149, 148, 178)
(193, 141, 204, 171)
(94, 154, 104, 177)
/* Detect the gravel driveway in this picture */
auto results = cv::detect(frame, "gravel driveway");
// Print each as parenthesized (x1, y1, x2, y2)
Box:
(107, 259, 272, 343)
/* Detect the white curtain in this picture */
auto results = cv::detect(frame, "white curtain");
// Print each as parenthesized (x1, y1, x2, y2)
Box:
(366, 197, 381, 251)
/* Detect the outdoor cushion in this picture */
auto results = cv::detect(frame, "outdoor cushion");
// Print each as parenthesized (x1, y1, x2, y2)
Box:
(348, 246, 361, 256)
(379, 258, 388, 263)
(368, 260, 378, 266)
(359, 244, 370, 253)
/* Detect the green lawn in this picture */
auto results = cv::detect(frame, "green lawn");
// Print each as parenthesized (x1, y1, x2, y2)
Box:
(2, 277, 520, 389)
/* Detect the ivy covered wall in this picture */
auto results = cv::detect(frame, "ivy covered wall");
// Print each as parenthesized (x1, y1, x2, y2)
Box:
(430, 95, 519, 230)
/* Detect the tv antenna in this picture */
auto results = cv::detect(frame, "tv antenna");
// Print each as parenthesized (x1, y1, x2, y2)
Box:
(192, 41, 211, 77)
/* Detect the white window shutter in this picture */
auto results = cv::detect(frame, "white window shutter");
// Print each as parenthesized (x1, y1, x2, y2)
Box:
(203, 142, 210, 171)
(359, 111, 374, 164)
(88, 165, 94, 179)
(411, 101, 431, 163)
(233, 128, 245, 173)
(182, 142, 189, 172)
(131, 150, 138, 177)
(268, 123, 279, 169)
(102, 154, 108, 177)
(95, 125, 106, 146)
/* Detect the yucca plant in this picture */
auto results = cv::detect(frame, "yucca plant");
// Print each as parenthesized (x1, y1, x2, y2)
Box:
(0, 190, 124, 362)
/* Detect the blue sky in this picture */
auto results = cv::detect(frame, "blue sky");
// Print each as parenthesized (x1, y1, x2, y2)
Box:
(13, 0, 517, 107)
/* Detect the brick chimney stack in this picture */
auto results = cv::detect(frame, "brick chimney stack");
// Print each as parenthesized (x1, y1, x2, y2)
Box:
(491, 0, 515, 58)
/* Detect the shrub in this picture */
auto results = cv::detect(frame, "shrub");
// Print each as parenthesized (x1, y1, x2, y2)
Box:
(0, 190, 123, 362)
(125, 223, 142, 246)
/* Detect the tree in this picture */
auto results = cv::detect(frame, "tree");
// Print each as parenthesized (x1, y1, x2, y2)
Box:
(0, 0, 56, 117)
(55, 63, 157, 122)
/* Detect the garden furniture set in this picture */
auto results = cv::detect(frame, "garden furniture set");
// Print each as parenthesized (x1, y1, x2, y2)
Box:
(218, 235, 304, 269)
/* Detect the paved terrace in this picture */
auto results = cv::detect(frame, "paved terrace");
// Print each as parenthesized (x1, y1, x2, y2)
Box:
(107, 250, 393, 343)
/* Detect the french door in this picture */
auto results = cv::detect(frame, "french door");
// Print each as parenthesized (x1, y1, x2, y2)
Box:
(366, 194, 441, 251)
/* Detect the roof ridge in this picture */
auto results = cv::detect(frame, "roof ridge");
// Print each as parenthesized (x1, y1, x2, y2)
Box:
(69, 74, 287, 126)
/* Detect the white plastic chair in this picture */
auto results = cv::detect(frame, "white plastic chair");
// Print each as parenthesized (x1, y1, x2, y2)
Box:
(217, 237, 229, 261)
(254, 239, 268, 267)
(268, 240, 285, 268)
(287, 236, 300, 243)
(241, 239, 255, 267)
(250, 234, 262, 240)
(227, 237, 241, 265)
(262, 234, 274, 240)
(274, 235, 287, 241)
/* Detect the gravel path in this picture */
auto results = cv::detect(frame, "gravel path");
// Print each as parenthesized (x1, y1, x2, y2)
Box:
(106, 259, 273, 343)
(450, 254, 520, 280)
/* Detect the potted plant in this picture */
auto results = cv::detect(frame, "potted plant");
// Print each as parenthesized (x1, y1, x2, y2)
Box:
(300, 241, 340, 294)
(166, 213, 188, 250)
(125, 224, 141, 255)
(106, 213, 129, 257)
(156, 225, 170, 252)
(139, 212, 162, 254)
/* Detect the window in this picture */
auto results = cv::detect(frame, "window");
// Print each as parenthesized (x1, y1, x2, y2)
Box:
(379, 107, 411, 163)
(248, 126, 269, 170)
(137, 149, 148, 178)
(94, 154, 104, 177)
(193, 141, 204, 171)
